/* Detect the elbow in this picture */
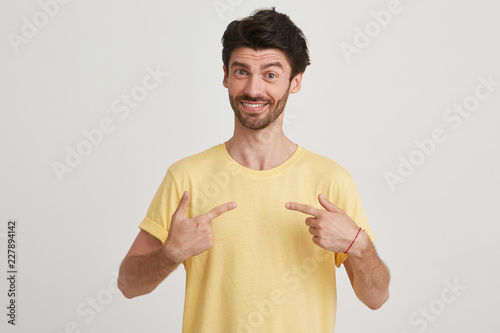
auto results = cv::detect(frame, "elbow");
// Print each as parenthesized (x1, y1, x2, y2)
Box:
(117, 260, 140, 299)
(117, 274, 154, 299)
(367, 266, 391, 310)
(117, 274, 138, 299)
(366, 290, 389, 310)
(120, 289, 135, 300)
(117, 279, 132, 299)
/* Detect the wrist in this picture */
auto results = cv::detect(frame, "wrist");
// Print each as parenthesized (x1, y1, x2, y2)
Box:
(345, 229, 371, 259)
(161, 239, 184, 265)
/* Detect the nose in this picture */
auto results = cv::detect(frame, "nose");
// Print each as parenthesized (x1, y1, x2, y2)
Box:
(244, 75, 265, 99)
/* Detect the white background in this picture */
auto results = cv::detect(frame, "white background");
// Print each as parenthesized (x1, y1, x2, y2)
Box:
(1, 0, 499, 332)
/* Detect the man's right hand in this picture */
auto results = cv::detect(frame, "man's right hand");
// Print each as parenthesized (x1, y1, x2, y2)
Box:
(163, 191, 237, 264)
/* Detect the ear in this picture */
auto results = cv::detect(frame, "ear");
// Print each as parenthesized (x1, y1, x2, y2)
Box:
(222, 65, 228, 88)
(289, 72, 303, 94)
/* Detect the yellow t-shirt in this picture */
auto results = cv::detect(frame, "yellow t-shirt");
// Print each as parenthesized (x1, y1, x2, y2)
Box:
(139, 143, 375, 333)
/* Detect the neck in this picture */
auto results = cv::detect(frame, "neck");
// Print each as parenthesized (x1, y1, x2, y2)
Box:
(225, 116, 298, 171)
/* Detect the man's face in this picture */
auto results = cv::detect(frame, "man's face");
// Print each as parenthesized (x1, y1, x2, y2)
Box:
(223, 47, 302, 130)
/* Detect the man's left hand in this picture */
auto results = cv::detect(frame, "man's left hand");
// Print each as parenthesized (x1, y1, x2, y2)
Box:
(285, 193, 367, 254)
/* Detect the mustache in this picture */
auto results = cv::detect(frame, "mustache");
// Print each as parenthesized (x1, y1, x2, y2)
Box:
(235, 94, 272, 103)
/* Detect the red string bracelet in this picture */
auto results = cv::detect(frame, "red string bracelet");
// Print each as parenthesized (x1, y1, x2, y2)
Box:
(344, 227, 362, 254)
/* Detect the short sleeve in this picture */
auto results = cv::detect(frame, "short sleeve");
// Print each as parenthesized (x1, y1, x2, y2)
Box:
(333, 177, 375, 267)
(139, 168, 182, 244)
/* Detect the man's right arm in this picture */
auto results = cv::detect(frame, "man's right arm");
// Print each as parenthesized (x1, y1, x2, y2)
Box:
(117, 229, 181, 299)
(118, 191, 237, 299)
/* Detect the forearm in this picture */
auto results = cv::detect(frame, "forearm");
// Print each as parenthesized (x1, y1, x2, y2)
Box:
(118, 244, 181, 299)
(346, 231, 390, 309)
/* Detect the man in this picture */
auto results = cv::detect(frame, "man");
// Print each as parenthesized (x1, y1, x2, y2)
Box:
(118, 7, 390, 332)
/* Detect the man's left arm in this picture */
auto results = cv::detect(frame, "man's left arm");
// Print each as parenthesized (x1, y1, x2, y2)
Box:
(285, 193, 390, 310)
(342, 232, 390, 310)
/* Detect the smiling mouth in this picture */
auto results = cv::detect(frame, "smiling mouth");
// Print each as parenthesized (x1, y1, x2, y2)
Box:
(239, 101, 269, 113)
(241, 102, 267, 107)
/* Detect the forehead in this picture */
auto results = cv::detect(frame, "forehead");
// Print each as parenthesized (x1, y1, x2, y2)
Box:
(229, 46, 291, 70)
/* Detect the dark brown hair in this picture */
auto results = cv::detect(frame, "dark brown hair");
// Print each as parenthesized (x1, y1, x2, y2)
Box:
(221, 7, 311, 81)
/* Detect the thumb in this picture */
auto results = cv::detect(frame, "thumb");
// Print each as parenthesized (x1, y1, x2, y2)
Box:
(318, 193, 343, 213)
(173, 191, 190, 219)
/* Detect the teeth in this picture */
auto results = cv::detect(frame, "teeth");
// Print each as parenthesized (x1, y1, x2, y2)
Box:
(242, 102, 266, 108)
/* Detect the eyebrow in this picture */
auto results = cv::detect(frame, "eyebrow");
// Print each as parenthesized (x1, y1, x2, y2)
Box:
(230, 61, 284, 71)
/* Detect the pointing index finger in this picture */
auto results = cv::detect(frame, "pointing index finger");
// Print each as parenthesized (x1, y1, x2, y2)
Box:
(202, 202, 237, 221)
(285, 202, 320, 218)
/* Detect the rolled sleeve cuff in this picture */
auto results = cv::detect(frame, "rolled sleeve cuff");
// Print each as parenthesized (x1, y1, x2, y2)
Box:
(139, 217, 168, 244)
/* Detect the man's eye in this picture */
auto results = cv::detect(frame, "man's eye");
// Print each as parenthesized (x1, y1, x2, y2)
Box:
(267, 73, 277, 79)
(236, 69, 247, 75)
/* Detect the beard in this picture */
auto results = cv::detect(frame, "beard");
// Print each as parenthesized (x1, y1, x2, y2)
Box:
(228, 83, 291, 130)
